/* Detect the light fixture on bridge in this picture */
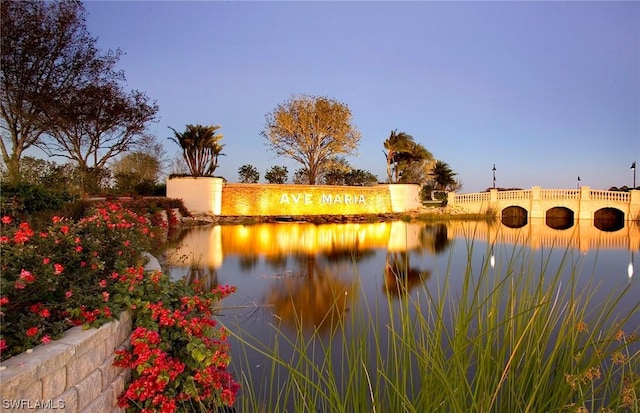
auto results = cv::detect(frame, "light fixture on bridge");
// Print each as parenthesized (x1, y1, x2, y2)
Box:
(577, 176, 581, 189)
(632, 161, 636, 189)
(492, 164, 496, 189)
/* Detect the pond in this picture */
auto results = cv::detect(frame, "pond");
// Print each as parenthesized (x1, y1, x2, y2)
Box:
(161, 218, 640, 411)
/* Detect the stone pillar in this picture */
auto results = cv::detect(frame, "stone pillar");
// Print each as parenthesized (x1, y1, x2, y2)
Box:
(580, 186, 591, 200)
(578, 186, 591, 220)
(166, 177, 224, 216)
(530, 186, 543, 219)
(630, 189, 640, 221)
(447, 192, 456, 206)
(386, 184, 421, 212)
(489, 188, 498, 203)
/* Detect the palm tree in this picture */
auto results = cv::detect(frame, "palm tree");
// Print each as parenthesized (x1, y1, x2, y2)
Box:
(169, 124, 224, 177)
(431, 160, 457, 191)
(396, 141, 434, 184)
(383, 130, 415, 183)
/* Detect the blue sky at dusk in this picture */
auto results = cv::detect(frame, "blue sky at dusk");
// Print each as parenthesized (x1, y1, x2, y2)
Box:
(82, 1, 639, 193)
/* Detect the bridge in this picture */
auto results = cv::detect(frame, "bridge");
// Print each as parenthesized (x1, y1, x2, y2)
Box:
(448, 186, 640, 228)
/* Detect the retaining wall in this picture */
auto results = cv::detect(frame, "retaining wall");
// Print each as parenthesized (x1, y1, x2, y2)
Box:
(167, 177, 421, 216)
(0, 312, 132, 413)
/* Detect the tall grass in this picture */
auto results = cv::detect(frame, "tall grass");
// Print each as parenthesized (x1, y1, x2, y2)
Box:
(225, 233, 640, 412)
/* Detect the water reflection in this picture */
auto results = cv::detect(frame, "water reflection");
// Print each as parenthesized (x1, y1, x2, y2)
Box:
(184, 265, 219, 292)
(383, 251, 431, 296)
(162, 217, 639, 408)
(265, 255, 355, 332)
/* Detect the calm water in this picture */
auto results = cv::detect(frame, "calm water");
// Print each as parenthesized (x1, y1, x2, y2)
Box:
(162, 218, 640, 404)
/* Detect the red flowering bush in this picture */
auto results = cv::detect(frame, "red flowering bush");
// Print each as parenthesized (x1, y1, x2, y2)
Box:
(112, 268, 240, 412)
(0, 200, 240, 412)
(0, 202, 161, 359)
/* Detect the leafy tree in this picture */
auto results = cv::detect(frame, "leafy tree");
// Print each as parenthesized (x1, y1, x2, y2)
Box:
(344, 169, 378, 186)
(322, 167, 378, 186)
(265, 165, 288, 184)
(41, 82, 158, 194)
(238, 164, 259, 183)
(1, 0, 123, 185)
(293, 168, 309, 185)
(261, 94, 360, 185)
(111, 152, 162, 195)
(169, 124, 224, 177)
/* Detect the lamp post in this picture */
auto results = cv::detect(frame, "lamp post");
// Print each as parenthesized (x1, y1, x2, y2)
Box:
(632, 162, 636, 189)
(492, 164, 496, 189)
(577, 176, 581, 189)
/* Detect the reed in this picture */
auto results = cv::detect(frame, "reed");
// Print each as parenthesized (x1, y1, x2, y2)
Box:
(225, 234, 639, 412)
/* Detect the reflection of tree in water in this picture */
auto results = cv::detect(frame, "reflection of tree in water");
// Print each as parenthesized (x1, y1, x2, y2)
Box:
(323, 247, 376, 264)
(265, 253, 288, 270)
(419, 224, 451, 255)
(265, 255, 354, 333)
(238, 254, 259, 271)
(185, 265, 219, 292)
(383, 252, 431, 297)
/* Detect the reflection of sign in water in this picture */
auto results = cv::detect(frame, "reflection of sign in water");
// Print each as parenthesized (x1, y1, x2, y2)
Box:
(279, 193, 367, 205)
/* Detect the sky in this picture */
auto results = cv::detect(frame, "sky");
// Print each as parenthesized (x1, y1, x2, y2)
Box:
(80, 0, 640, 193)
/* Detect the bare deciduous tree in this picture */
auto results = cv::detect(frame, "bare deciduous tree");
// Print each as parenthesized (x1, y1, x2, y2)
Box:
(1, 0, 122, 184)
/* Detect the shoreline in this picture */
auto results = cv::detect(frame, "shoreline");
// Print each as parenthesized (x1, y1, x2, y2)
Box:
(181, 205, 492, 226)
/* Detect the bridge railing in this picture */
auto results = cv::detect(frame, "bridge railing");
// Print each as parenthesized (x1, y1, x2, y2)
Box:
(540, 189, 580, 200)
(590, 190, 630, 202)
(497, 190, 531, 200)
(454, 187, 631, 204)
(454, 192, 491, 203)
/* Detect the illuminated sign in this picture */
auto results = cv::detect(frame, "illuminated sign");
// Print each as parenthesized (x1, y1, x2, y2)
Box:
(222, 184, 392, 216)
(279, 193, 367, 205)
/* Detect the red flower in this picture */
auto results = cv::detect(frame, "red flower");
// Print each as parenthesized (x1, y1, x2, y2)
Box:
(41, 335, 51, 344)
(0, 339, 6, 351)
(26, 327, 39, 337)
(1, 215, 12, 224)
(60, 225, 69, 235)
(14, 223, 34, 244)
(19, 269, 35, 282)
(65, 290, 73, 299)
(43, 257, 51, 265)
(102, 291, 110, 302)
(53, 263, 64, 275)
(0, 296, 8, 306)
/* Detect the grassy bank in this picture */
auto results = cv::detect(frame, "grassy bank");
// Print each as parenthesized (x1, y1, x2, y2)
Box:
(226, 237, 639, 412)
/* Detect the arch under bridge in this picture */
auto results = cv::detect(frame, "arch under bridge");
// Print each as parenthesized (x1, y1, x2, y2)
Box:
(448, 186, 640, 229)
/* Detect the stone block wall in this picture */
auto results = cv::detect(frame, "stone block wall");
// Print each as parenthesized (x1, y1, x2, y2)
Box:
(221, 183, 393, 216)
(0, 312, 132, 413)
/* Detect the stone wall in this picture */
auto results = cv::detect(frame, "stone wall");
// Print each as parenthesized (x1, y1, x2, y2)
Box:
(0, 312, 132, 413)
(221, 183, 393, 216)
(167, 177, 424, 216)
